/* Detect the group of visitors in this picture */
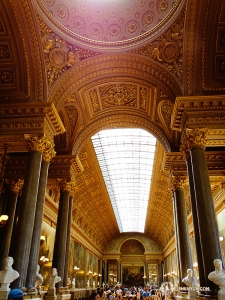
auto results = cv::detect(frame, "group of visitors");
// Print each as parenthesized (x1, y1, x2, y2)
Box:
(90, 285, 162, 300)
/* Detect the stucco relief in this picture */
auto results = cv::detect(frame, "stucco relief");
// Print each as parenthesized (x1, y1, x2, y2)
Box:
(103, 233, 161, 252)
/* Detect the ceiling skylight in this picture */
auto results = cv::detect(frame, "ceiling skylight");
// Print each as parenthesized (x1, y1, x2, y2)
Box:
(91, 128, 157, 233)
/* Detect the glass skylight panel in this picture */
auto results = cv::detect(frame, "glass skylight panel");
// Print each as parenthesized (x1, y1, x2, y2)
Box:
(91, 128, 156, 233)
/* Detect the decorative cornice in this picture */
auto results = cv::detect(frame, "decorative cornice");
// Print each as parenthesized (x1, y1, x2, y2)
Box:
(0, 103, 65, 151)
(171, 95, 225, 132)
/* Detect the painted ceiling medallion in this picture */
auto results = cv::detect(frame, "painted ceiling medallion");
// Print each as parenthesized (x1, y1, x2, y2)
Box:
(34, 0, 185, 51)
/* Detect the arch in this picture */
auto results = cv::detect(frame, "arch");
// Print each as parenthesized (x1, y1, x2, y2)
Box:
(48, 52, 183, 110)
(73, 112, 171, 155)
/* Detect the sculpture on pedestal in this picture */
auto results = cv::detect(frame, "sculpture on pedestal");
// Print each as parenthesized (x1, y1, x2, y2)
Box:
(0, 257, 19, 291)
(182, 269, 198, 300)
(46, 268, 61, 289)
(35, 265, 43, 289)
(208, 258, 225, 299)
(182, 269, 198, 287)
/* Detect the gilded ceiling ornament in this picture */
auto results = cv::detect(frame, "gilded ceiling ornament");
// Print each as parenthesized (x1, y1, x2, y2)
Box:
(64, 106, 78, 136)
(140, 87, 147, 110)
(0, 45, 10, 59)
(90, 90, 100, 112)
(170, 175, 188, 190)
(1, 71, 13, 83)
(182, 128, 208, 150)
(42, 33, 80, 87)
(131, 9, 184, 80)
(160, 100, 173, 131)
(159, 0, 168, 11)
(100, 84, 137, 108)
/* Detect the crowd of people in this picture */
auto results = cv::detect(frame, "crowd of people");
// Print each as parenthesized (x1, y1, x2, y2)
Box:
(91, 285, 162, 300)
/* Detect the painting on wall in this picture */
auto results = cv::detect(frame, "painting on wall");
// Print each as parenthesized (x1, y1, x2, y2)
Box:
(122, 266, 144, 287)
(73, 242, 86, 288)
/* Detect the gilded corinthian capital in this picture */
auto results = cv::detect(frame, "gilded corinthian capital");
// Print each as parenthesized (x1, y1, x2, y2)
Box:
(24, 134, 55, 158)
(58, 179, 76, 197)
(170, 175, 188, 191)
(181, 128, 208, 151)
(8, 179, 24, 194)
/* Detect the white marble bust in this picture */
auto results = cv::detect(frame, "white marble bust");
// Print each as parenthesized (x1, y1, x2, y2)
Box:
(182, 269, 198, 287)
(35, 264, 43, 288)
(208, 259, 225, 287)
(0, 257, 19, 291)
(46, 268, 61, 288)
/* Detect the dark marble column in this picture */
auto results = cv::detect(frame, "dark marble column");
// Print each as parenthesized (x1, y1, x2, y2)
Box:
(10, 149, 42, 289)
(186, 154, 206, 287)
(117, 260, 121, 283)
(0, 180, 23, 270)
(171, 176, 193, 284)
(52, 181, 71, 288)
(157, 260, 163, 287)
(103, 260, 107, 285)
(182, 129, 223, 290)
(25, 155, 52, 291)
(63, 195, 73, 287)
(172, 192, 182, 287)
(145, 261, 149, 283)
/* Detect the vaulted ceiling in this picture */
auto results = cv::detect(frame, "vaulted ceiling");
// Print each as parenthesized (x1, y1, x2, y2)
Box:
(0, 0, 225, 254)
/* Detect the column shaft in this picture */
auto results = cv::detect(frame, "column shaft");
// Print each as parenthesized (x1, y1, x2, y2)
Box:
(191, 146, 223, 289)
(52, 189, 70, 287)
(26, 160, 49, 290)
(0, 189, 18, 270)
(103, 261, 107, 284)
(173, 188, 193, 280)
(63, 195, 72, 287)
(172, 194, 182, 286)
(10, 150, 42, 289)
(186, 156, 206, 287)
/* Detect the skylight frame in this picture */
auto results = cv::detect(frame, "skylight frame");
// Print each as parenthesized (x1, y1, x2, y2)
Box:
(91, 128, 157, 233)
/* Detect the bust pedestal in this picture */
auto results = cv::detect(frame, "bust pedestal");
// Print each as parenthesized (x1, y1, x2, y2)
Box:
(0, 284, 10, 300)
(0, 291, 9, 300)
(187, 290, 196, 300)
(218, 286, 225, 300)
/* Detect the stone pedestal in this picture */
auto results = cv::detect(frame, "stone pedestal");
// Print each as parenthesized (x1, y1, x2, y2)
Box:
(0, 290, 9, 300)
(187, 290, 196, 300)
(45, 287, 57, 300)
(23, 295, 41, 300)
(218, 287, 225, 300)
